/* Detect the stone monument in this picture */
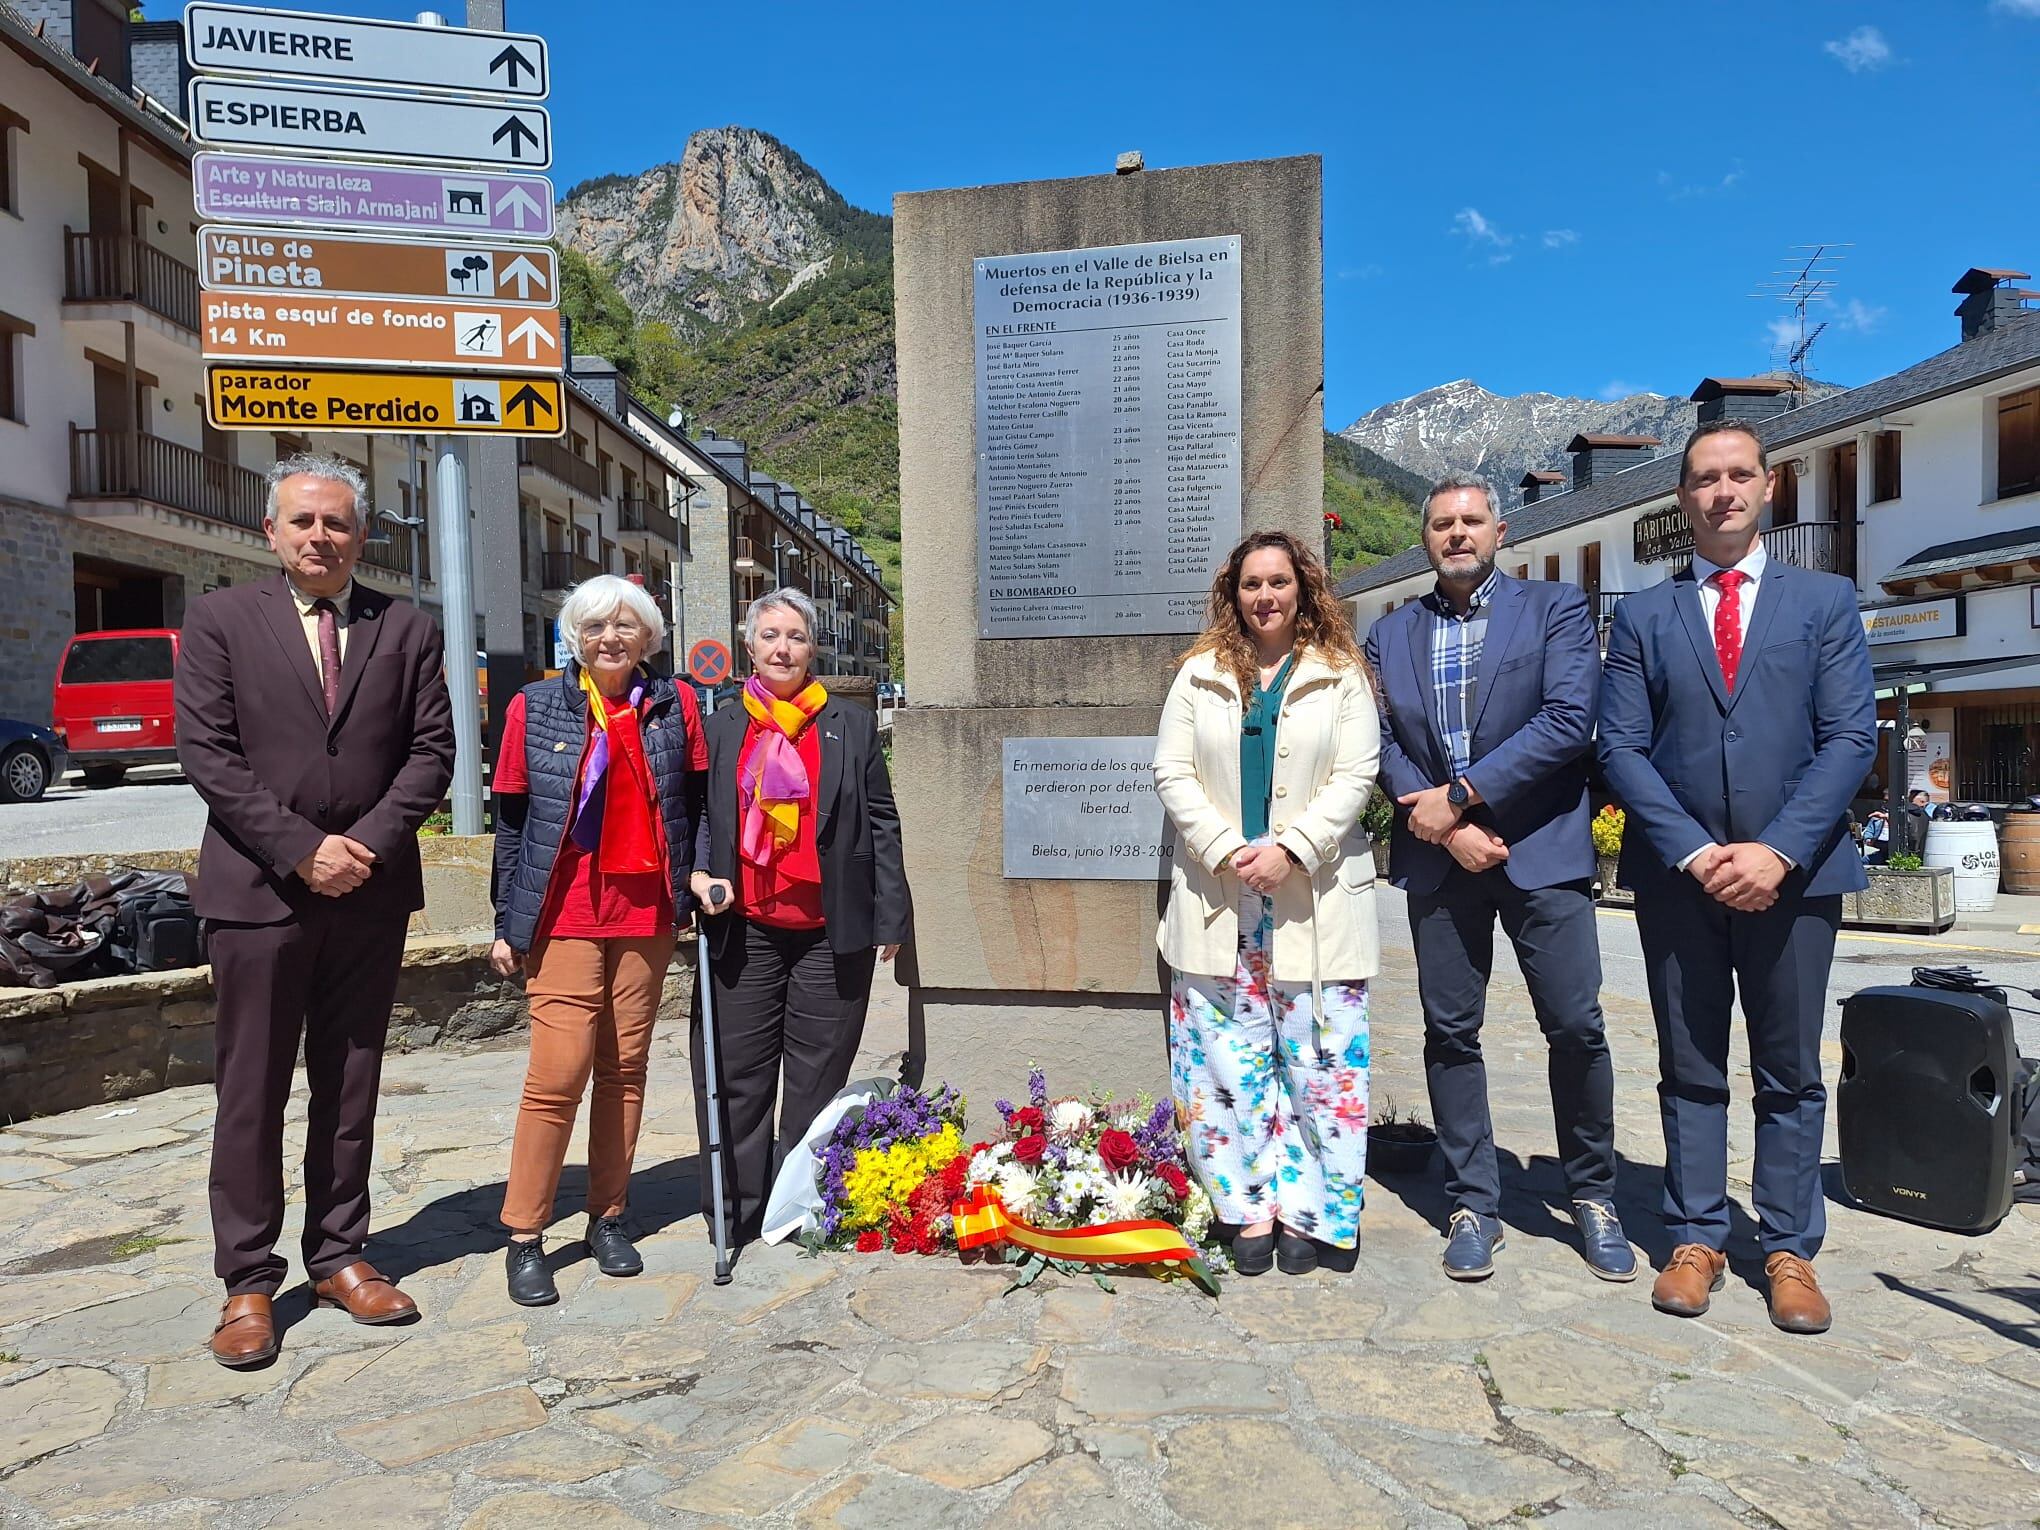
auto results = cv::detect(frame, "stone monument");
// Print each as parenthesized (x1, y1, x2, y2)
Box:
(892, 155, 1323, 1107)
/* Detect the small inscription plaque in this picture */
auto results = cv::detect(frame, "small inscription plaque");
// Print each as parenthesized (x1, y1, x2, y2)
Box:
(1002, 736, 1172, 879)
(975, 235, 1242, 638)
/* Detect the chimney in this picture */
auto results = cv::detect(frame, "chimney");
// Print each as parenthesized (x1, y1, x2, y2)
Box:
(696, 431, 747, 482)
(1518, 470, 1563, 506)
(1690, 376, 1804, 425)
(129, 20, 190, 115)
(568, 354, 624, 417)
(1565, 433, 1659, 489)
(1952, 267, 2036, 341)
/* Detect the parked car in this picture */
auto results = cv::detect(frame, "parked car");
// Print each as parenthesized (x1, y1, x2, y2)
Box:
(0, 718, 68, 803)
(50, 629, 181, 788)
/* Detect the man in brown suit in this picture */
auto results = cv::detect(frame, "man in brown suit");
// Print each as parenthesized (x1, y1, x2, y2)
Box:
(176, 453, 454, 1366)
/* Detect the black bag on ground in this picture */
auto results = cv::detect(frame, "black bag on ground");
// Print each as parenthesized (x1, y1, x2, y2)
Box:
(106, 872, 202, 973)
(2016, 1058, 2040, 1203)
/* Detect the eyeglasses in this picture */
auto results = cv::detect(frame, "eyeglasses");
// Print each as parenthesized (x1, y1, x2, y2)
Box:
(578, 620, 644, 641)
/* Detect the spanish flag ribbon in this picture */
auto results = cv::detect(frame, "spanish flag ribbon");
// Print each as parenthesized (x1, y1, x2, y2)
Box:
(951, 1186, 1199, 1266)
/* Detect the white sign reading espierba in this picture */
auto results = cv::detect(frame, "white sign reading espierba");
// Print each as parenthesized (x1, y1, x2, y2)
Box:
(975, 235, 1242, 639)
(191, 79, 552, 169)
(185, 4, 548, 98)
(1002, 737, 1172, 879)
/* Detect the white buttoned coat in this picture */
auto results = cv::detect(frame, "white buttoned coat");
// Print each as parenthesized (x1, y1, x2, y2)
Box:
(1152, 647, 1381, 986)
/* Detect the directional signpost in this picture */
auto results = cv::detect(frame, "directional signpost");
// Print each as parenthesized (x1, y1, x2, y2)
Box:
(191, 79, 551, 168)
(201, 294, 562, 371)
(198, 226, 557, 305)
(193, 153, 554, 238)
(208, 367, 563, 435)
(185, 3, 548, 96)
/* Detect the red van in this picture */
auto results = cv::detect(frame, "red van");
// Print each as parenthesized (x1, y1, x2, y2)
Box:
(51, 629, 182, 788)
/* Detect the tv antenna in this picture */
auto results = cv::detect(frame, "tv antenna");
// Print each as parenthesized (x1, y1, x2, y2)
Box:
(1749, 243, 1852, 386)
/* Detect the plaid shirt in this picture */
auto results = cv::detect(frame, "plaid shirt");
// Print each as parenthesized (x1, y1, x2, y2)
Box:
(1422, 569, 1498, 780)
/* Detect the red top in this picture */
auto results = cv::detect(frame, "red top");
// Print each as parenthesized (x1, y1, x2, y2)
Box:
(737, 717, 826, 930)
(497, 683, 708, 942)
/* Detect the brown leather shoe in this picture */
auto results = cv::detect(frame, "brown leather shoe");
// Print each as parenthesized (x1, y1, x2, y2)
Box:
(311, 1261, 418, 1325)
(1764, 1253, 1832, 1334)
(209, 1293, 279, 1368)
(1651, 1243, 1727, 1317)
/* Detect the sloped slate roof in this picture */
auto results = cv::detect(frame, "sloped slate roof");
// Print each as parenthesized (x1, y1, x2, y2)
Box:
(1882, 526, 2040, 586)
(1339, 314, 2040, 598)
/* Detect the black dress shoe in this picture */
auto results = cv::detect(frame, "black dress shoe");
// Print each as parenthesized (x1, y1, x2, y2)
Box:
(588, 1216, 643, 1277)
(505, 1239, 558, 1306)
(1276, 1228, 1318, 1275)
(1232, 1228, 1276, 1277)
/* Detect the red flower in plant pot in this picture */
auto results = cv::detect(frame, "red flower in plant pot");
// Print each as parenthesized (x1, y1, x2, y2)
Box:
(1097, 1129, 1141, 1173)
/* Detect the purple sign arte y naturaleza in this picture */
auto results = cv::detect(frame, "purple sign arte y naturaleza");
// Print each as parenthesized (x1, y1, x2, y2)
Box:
(193, 152, 554, 240)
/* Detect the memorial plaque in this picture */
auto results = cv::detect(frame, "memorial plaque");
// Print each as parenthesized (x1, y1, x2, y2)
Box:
(1002, 737, 1173, 879)
(975, 235, 1242, 639)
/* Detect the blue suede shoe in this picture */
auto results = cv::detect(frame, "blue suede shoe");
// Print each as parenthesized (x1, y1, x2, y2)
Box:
(1571, 1199, 1638, 1282)
(1442, 1208, 1504, 1281)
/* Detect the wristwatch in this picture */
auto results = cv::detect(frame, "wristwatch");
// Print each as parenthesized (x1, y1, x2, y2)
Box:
(1446, 777, 1472, 810)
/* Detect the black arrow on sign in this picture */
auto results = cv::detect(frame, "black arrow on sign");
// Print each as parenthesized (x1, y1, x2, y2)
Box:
(492, 115, 541, 159)
(490, 45, 535, 87)
(506, 384, 555, 427)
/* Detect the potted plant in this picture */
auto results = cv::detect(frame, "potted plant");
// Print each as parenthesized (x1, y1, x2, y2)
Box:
(1367, 1095, 1437, 1174)
(1363, 786, 1394, 878)
(1848, 852, 1957, 933)
(1591, 804, 1628, 903)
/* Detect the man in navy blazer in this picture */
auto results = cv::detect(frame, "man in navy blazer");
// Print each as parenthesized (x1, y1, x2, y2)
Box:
(1366, 474, 1630, 1285)
(1598, 420, 1876, 1335)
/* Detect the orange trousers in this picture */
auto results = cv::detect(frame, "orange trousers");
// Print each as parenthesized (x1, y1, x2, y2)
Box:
(500, 934, 675, 1234)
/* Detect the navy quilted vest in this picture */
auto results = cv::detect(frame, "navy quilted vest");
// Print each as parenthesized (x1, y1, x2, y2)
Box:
(498, 665, 695, 952)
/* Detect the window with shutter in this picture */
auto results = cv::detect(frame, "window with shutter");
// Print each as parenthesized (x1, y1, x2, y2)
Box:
(1872, 431, 1901, 504)
(1998, 388, 2040, 499)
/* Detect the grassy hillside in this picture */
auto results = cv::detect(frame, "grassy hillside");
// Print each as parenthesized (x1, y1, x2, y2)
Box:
(1324, 433, 1424, 577)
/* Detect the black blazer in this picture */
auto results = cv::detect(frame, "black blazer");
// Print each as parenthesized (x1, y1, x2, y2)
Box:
(692, 694, 911, 956)
(175, 574, 455, 924)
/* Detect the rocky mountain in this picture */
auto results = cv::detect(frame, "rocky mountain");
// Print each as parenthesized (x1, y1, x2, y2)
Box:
(556, 127, 889, 339)
(1339, 377, 1843, 505)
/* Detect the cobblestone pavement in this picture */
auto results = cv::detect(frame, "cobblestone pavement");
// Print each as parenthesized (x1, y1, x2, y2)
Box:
(2, 952, 2037, 1528)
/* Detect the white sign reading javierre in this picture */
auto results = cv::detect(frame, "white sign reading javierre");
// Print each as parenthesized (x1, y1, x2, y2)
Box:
(974, 235, 1242, 638)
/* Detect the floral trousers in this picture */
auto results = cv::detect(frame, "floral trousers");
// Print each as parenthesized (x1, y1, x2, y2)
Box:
(1169, 895, 1370, 1248)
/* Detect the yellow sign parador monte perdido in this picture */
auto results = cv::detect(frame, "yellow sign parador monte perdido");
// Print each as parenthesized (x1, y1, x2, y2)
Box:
(206, 366, 563, 437)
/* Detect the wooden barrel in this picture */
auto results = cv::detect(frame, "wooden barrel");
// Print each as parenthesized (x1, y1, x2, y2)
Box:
(2003, 813, 2040, 895)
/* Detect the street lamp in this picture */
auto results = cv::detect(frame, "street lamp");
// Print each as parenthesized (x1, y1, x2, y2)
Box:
(371, 505, 426, 606)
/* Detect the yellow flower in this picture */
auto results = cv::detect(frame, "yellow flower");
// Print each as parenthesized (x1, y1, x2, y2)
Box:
(1591, 805, 1625, 858)
(839, 1125, 965, 1231)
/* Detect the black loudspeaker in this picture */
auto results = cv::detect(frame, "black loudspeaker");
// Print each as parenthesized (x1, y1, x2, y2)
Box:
(1838, 985, 2018, 1232)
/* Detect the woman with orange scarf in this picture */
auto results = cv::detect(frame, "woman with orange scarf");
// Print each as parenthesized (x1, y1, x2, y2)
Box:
(489, 576, 706, 1306)
(689, 588, 911, 1256)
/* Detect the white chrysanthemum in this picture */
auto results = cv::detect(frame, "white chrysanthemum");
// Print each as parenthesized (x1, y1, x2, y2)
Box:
(1182, 1183, 1214, 1243)
(1103, 1173, 1154, 1222)
(995, 1162, 1041, 1212)
(1050, 1099, 1093, 1139)
(1059, 1168, 1106, 1214)
(965, 1146, 1006, 1187)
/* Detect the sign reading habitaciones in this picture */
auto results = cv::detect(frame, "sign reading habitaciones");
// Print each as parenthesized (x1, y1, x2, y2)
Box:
(974, 235, 1242, 638)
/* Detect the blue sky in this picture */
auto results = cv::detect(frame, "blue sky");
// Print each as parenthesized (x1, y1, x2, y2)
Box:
(160, 1, 2040, 424)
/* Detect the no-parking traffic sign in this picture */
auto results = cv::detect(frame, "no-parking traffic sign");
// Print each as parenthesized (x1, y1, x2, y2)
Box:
(688, 641, 733, 686)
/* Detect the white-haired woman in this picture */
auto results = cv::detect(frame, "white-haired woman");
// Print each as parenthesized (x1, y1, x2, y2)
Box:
(489, 574, 707, 1305)
(688, 588, 911, 1253)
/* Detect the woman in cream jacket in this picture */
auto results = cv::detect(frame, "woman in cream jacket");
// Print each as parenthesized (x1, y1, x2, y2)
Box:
(1154, 530, 1381, 1276)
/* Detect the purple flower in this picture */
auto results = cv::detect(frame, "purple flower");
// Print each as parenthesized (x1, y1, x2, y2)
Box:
(1028, 1067, 1048, 1110)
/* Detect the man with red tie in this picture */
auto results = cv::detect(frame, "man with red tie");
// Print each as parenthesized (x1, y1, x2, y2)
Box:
(1597, 420, 1875, 1334)
(176, 455, 454, 1366)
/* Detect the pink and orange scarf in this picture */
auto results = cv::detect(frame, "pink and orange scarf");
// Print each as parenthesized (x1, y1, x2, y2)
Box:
(739, 674, 827, 869)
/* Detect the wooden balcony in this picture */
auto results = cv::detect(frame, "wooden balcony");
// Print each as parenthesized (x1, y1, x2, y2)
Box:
(69, 426, 264, 530)
(732, 535, 763, 573)
(617, 496, 680, 545)
(541, 550, 602, 590)
(519, 436, 601, 499)
(64, 230, 199, 334)
(1763, 520, 1858, 583)
(360, 521, 419, 577)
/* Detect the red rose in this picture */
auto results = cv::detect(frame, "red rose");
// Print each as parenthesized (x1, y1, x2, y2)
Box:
(1011, 1106, 1046, 1133)
(1011, 1135, 1047, 1165)
(854, 1229, 884, 1253)
(1156, 1162, 1190, 1199)
(1098, 1129, 1141, 1173)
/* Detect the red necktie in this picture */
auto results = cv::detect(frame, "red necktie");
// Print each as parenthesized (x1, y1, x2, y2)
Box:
(313, 598, 341, 715)
(1711, 570, 1747, 693)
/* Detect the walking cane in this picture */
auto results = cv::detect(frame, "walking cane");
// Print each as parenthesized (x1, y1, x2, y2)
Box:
(697, 884, 734, 1286)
